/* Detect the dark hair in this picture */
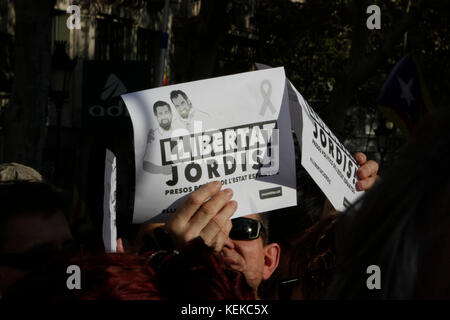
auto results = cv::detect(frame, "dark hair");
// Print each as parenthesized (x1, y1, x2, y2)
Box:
(3, 251, 160, 300)
(159, 239, 254, 300)
(285, 213, 340, 299)
(4, 240, 254, 300)
(153, 101, 171, 116)
(263, 209, 339, 300)
(0, 182, 67, 252)
(327, 108, 450, 299)
(170, 90, 188, 103)
(258, 212, 270, 245)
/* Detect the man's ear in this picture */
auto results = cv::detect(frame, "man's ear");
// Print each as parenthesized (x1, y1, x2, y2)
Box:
(262, 243, 281, 280)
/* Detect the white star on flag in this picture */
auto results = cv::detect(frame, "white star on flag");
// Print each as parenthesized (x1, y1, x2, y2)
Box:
(397, 77, 415, 106)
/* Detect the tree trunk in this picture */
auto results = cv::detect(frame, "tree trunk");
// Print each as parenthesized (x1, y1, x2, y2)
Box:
(173, 0, 229, 82)
(3, 0, 55, 171)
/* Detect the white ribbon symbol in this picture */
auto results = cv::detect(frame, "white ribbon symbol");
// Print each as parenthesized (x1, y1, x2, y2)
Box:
(259, 80, 277, 116)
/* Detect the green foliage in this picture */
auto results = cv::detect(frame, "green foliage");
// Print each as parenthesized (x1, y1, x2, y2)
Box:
(252, 0, 449, 161)
(255, 0, 350, 114)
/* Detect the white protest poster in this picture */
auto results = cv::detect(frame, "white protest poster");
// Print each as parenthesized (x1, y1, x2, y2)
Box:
(255, 64, 304, 149)
(289, 84, 363, 211)
(122, 67, 297, 223)
(255, 63, 363, 211)
(103, 149, 117, 252)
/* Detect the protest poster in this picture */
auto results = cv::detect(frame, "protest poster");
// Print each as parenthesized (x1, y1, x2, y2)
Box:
(289, 84, 363, 211)
(122, 67, 297, 223)
(103, 149, 117, 252)
(256, 63, 363, 211)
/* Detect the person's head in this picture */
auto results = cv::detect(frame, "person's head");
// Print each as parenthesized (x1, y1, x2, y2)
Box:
(153, 101, 173, 131)
(0, 182, 73, 294)
(0, 162, 43, 182)
(3, 240, 253, 300)
(221, 213, 280, 298)
(327, 108, 450, 299)
(160, 239, 254, 300)
(170, 90, 192, 119)
(3, 249, 161, 300)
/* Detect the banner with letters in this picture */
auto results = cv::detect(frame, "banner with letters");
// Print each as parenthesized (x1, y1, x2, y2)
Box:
(289, 83, 363, 211)
(122, 68, 297, 223)
(256, 63, 363, 212)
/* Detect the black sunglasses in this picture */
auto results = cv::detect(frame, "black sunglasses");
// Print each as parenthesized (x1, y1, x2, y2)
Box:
(229, 217, 265, 241)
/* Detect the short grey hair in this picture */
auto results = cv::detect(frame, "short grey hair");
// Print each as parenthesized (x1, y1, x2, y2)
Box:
(259, 212, 270, 245)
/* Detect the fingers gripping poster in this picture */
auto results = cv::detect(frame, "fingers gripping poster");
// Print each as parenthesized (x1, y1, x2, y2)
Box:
(122, 68, 297, 223)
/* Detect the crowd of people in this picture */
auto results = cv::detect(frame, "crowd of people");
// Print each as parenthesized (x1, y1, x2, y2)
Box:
(1, 108, 449, 300)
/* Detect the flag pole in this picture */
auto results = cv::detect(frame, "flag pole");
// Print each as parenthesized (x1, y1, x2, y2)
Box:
(403, 0, 412, 52)
(158, 0, 170, 87)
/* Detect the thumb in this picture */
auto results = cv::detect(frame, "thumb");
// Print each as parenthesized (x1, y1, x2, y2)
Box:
(116, 238, 125, 253)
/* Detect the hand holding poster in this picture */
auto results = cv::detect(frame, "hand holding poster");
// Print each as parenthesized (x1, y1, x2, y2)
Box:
(122, 68, 297, 223)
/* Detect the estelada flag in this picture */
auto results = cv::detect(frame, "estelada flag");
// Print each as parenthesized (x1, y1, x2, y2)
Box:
(163, 68, 167, 86)
(378, 53, 434, 139)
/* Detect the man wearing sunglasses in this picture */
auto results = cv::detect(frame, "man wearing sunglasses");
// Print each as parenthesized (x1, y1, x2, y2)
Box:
(165, 152, 379, 299)
(165, 181, 278, 299)
(221, 214, 279, 298)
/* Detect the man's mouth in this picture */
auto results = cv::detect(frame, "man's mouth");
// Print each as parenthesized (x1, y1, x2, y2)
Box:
(160, 122, 171, 130)
(223, 257, 244, 271)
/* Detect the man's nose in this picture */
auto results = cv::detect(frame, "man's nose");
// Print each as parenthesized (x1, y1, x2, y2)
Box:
(223, 238, 235, 250)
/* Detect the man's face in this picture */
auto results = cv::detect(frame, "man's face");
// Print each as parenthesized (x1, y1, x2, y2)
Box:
(172, 95, 191, 119)
(0, 211, 73, 292)
(221, 214, 275, 293)
(156, 105, 172, 130)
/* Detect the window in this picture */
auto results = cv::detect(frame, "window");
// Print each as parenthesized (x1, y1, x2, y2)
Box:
(51, 11, 70, 53)
(95, 16, 132, 61)
(136, 28, 159, 62)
